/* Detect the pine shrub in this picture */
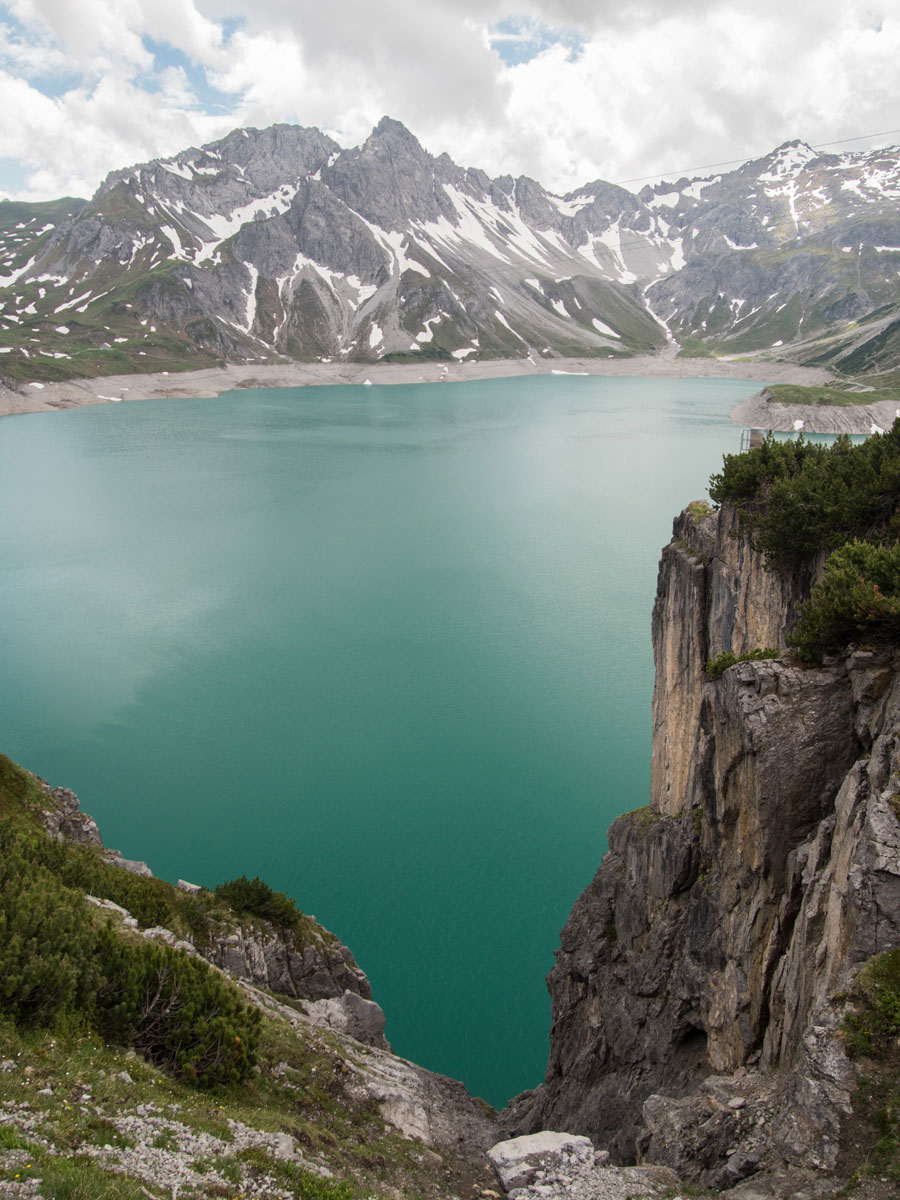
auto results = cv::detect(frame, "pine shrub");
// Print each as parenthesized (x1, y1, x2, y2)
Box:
(0, 820, 259, 1087)
(787, 541, 900, 662)
(215, 875, 304, 932)
(705, 647, 781, 679)
(0, 828, 99, 1026)
(95, 931, 261, 1087)
(709, 421, 900, 658)
(709, 422, 900, 570)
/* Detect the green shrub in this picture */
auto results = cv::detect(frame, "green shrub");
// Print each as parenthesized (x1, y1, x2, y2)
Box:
(708, 421, 900, 659)
(0, 826, 99, 1026)
(215, 875, 304, 932)
(57, 850, 173, 929)
(709, 422, 900, 569)
(95, 931, 261, 1087)
(843, 949, 900, 1058)
(0, 754, 41, 814)
(705, 647, 781, 679)
(787, 541, 900, 662)
(45, 840, 210, 941)
(0, 820, 259, 1088)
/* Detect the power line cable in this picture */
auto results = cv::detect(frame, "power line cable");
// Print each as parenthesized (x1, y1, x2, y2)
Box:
(552, 194, 897, 262)
(612, 126, 900, 187)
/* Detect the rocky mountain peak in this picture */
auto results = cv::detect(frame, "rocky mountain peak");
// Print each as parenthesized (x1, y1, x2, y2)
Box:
(0, 119, 899, 382)
(368, 115, 426, 152)
(743, 138, 818, 181)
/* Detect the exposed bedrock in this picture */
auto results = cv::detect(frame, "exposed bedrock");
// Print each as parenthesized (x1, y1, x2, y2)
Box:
(36, 775, 387, 1048)
(503, 504, 900, 1187)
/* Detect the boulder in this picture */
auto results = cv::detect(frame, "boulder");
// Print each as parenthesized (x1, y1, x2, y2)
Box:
(488, 1131, 593, 1190)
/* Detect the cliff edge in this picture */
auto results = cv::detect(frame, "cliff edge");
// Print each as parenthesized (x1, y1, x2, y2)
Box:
(504, 502, 900, 1193)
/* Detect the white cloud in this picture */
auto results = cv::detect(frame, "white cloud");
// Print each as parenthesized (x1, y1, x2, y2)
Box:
(0, 0, 897, 201)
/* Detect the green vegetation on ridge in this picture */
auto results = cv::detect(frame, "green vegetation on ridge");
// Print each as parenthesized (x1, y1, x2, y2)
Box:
(0, 811, 262, 1088)
(705, 648, 781, 679)
(842, 950, 900, 1184)
(710, 423, 900, 659)
(215, 874, 315, 936)
(0, 752, 494, 1199)
(766, 383, 900, 407)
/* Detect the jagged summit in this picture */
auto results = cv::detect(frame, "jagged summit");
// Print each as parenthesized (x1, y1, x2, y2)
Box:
(0, 119, 898, 382)
(367, 114, 426, 148)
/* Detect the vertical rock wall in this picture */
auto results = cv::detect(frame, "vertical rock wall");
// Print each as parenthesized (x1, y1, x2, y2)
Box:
(504, 504, 900, 1185)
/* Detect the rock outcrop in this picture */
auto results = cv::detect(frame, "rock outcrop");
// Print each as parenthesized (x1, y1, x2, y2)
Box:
(35, 775, 388, 1048)
(486, 1131, 678, 1200)
(504, 503, 900, 1189)
(204, 918, 373, 1004)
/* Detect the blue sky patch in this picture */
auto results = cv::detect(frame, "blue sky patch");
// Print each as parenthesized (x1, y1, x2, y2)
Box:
(0, 155, 30, 196)
(489, 17, 585, 66)
(0, 11, 80, 97)
(141, 37, 239, 112)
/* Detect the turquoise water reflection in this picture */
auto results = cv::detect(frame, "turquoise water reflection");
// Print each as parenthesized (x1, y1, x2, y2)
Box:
(0, 374, 763, 1105)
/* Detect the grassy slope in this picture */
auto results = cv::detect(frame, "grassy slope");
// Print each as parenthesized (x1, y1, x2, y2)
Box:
(839, 950, 900, 1188)
(765, 384, 900, 407)
(0, 755, 496, 1200)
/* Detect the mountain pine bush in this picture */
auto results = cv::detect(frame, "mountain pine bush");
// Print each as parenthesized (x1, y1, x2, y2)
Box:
(710, 420, 900, 658)
(709, 422, 900, 569)
(95, 930, 261, 1086)
(215, 874, 304, 932)
(0, 827, 99, 1026)
(788, 541, 900, 661)
(0, 820, 260, 1087)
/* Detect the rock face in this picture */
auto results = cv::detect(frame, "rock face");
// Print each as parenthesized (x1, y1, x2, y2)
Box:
(2, 128, 900, 379)
(204, 919, 372, 1003)
(38, 778, 104, 846)
(36, 775, 388, 1048)
(504, 503, 900, 1187)
(487, 1132, 677, 1200)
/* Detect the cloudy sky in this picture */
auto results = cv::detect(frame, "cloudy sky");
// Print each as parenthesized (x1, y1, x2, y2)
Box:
(0, 0, 897, 202)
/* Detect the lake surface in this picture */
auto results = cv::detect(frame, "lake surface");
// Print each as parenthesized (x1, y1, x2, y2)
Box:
(0, 373, 761, 1106)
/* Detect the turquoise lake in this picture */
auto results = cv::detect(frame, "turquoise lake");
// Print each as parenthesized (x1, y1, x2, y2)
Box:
(0, 373, 762, 1106)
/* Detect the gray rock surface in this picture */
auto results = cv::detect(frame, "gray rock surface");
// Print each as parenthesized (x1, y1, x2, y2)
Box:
(34, 768, 387, 1046)
(303, 991, 389, 1050)
(101, 849, 154, 876)
(488, 1131, 595, 1189)
(37, 779, 103, 845)
(2, 128, 899, 378)
(203, 920, 379, 1016)
(503, 504, 900, 1188)
(487, 1133, 677, 1200)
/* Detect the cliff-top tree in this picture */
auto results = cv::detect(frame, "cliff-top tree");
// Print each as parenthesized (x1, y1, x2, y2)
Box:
(709, 420, 900, 659)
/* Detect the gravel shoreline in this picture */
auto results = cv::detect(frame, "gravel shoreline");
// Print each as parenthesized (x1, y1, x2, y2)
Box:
(0, 349, 836, 423)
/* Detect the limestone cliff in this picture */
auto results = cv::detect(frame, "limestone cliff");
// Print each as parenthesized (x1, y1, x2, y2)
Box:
(504, 503, 900, 1190)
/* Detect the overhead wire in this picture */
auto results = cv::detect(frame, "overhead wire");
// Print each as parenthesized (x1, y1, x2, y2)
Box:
(566, 133, 900, 261)
(610, 127, 900, 187)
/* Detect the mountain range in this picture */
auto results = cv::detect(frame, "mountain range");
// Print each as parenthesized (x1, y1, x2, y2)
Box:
(1, 118, 899, 383)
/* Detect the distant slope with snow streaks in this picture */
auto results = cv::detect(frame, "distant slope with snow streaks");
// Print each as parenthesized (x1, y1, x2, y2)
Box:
(0, 121, 898, 383)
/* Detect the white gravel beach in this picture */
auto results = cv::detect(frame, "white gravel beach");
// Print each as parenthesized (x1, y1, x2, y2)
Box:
(0, 347, 845, 426)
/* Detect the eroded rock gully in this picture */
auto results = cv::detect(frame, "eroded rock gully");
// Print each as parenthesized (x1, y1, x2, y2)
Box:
(503, 504, 900, 1190)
